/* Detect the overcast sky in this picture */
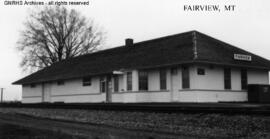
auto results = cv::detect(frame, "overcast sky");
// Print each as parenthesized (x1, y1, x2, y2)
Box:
(0, 0, 270, 101)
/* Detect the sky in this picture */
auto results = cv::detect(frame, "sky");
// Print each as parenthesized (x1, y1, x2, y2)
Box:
(0, 0, 270, 101)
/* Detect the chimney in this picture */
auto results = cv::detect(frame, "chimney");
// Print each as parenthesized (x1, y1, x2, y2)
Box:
(125, 38, 133, 47)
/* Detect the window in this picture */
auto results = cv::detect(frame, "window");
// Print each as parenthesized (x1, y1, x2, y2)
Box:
(182, 66, 190, 89)
(241, 69, 247, 90)
(171, 67, 178, 75)
(139, 71, 148, 91)
(57, 80, 65, 85)
(224, 68, 231, 89)
(100, 77, 106, 93)
(160, 69, 167, 90)
(30, 83, 36, 88)
(114, 76, 119, 92)
(82, 77, 91, 86)
(127, 72, 132, 91)
(197, 68, 205, 75)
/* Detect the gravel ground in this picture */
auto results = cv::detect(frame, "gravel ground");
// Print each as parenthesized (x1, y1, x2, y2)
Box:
(0, 107, 270, 138)
(0, 122, 84, 139)
(0, 112, 192, 139)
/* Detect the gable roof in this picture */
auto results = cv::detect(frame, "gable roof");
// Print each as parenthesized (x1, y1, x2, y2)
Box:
(13, 31, 270, 85)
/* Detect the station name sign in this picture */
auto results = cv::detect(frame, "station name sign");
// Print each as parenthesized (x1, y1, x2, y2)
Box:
(113, 71, 124, 75)
(234, 54, 252, 61)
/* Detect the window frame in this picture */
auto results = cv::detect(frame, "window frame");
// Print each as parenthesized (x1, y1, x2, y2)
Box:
(197, 68, 205, 75)
(224, 68, 231, 90)
(82, 77, 92, 86)
(30, 83, 36, 88)
(57, 80, 65, 86)
(114, 76, 119, 92)
(160, 69, 167, 90)
(127, 72, 132, 91)
(182, 66, 190, 89)
(100, 77, 106, 93)
(241, 69, 248, 90)
(171, 67, 178, 75)
(138, 71, 148, 91)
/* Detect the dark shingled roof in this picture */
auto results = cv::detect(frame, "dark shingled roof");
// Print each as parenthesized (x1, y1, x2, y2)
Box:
(13, 31, 270, 85)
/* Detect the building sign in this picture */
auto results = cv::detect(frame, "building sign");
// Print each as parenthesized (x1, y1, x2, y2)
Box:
(113, 71, 124, 74)
(234, 54, 252, 61)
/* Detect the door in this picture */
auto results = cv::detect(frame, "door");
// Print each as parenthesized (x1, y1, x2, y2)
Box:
(106, 75, 112, 102)
(42, 83, 51, 102)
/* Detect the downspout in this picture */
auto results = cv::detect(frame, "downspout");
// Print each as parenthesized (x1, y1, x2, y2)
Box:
(193, 31, 198, 101)
(170, 69, 173, 102)
(41, 83, 44, 102)
(192, 31, 198, 60)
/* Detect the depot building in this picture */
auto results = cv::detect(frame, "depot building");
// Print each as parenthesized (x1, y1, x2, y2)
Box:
(13, 31, 270, 103)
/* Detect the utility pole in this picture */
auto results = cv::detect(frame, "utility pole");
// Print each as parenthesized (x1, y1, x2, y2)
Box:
(0, 88, 4, 103)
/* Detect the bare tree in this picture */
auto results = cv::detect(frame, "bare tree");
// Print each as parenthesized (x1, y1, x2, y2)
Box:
(17, 6, 105, 72)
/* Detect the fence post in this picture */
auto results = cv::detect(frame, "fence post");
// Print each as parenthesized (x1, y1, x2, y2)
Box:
(0, 88, 4, 103)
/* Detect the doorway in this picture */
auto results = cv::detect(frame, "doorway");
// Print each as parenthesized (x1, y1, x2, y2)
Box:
(42, 83, 51, 102)
(105, 75, 112, 102)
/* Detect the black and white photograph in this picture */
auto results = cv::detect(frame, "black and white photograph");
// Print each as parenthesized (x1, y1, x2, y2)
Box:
(1, 0, 270, 138)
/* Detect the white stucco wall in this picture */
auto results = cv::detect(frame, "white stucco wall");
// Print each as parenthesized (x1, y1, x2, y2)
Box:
(189, 65, 270, 91)
(51, 93, 106, 103)
(22, 84, 42, 97)
(170, 67, 182, 90)
(176, 90, 247, 102)
(22, 84, 43, 103)
(136, 91, 170, 102)
(50, 77, 104, 103)
(190, 65, 223, 90)
(22, 97, 43, 103)
(112, 91, 170, 102)
(190, 65, 244, 90)
(51, 78, 100, 96)
(118, 75, 125, 92)
(148, 69, 160, 91)
(176, 65, 269, 102)
(21, 64, 269, 103)
(22, 77, 106, 103)
(111, 90, 246, 103)
(248, 69, 269, 84)
(123, 73, 127, 92)
(231, 69, 241, 90)
(132, 70, 139, 91)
